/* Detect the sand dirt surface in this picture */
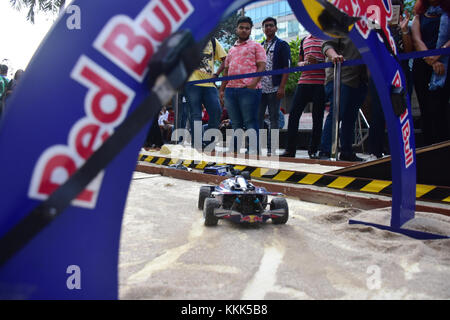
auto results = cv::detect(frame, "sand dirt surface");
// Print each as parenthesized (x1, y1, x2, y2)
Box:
(119, 173, 450, 300)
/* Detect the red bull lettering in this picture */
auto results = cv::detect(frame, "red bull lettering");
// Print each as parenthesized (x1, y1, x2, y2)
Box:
(94, 0, 193, 81)
(28, 0, 194, 209)
(28, 57, 134, 208)
(332, 0, 397, 53)
(400, 108, 414, 168)
(392, 70, 414, 169)
(392, 69, 402, 88)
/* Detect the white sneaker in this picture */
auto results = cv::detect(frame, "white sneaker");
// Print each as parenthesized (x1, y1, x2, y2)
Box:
(365, 154, 379, 162)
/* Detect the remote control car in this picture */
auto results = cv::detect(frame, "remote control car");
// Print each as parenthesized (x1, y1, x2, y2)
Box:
(198, 172, 288, 226)
(169, 163, 192, 171)
(203, 165, 234, 177)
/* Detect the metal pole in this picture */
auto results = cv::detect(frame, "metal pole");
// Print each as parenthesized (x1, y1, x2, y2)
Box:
(331, 61, 341, 160)
(173, 92, 179, 144)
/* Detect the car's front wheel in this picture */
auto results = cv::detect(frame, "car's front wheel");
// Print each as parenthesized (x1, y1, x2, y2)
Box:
(198, 186, 212, 210)
(270, 198, 289, 224)
(203, 198, 220, 226)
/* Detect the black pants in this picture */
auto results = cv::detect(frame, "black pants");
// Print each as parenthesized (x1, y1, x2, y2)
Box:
(412, 58, 450, 145)
(258, 92, 280, 130)
(145, 118, 163, 148)
(286, 84, 325, 154)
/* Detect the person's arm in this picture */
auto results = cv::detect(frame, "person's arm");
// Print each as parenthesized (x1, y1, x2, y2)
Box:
(305, 42, 322, 65)
(213, 39, 228, 78)
(434, 39, 450, 72)
(246, 61, 266, 89)
(163, 112, 170, 125)
(297, 38, 306, 67)
(277, 73, 289, 99)
(303, 40, 326, 66)
(246, 44, 267, 89)
(432, 61, 445, 75)
(298, 47, 306, 67)
(399, 10, 413, 53)
(411, 15, 441, 66)
(214, 58, 226, 77)
(411, 15, 428, 51)
(442, 40, 450, 49)
(277, 42, 291, 99)
(324, 47, 344, 64)
(219, 66, 229, 105)
(322, 39, 344, 64)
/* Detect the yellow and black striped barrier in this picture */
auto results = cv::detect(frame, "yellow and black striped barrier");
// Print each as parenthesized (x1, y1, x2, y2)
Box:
(138, 154, 450, 204)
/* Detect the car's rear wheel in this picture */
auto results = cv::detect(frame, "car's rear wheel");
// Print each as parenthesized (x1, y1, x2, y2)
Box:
(198, 186, 212, 210)
(203, 198, 220, 226)
(270, 198, 289, 224)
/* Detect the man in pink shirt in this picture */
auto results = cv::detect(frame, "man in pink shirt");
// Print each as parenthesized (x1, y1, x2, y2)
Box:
(219, 16, 266, 154)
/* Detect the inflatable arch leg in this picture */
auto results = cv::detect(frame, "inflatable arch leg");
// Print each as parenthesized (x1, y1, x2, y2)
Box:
(288, 0, 449, 240)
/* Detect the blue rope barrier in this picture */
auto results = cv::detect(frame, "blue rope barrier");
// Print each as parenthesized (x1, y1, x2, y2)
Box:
(187, 47, 450, 85)
(398, 47, 450, 60)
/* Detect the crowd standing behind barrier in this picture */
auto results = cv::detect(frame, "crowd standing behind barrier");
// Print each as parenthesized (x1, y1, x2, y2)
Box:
(1, 5, 449, 160)
(162, 4, 450, 161)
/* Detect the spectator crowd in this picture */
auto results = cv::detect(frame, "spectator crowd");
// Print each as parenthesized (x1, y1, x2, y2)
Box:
(0, 0, 438, 161)
(145, 0, 449, 161)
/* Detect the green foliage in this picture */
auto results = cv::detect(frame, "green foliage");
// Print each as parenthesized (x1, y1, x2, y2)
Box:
(9, 0, 66, 23)
(285, 36, 303, 95)
(212, 12, 240, 49)
(404, 0, 415, 17)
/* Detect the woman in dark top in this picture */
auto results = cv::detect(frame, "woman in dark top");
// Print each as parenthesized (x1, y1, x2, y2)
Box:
(412, 0, 450, 145)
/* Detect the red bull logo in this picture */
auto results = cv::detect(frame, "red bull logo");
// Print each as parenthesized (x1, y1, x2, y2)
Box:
(332, 0, 397, 54)
(392, 70, 414, 169)
(28, 0, 194, 208)
(241, 215, 262, 223)
(400, 109, 414, 169)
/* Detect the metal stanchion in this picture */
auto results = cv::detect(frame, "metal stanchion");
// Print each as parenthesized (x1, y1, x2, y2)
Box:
(330, 61, 341, 161)
(173, 91, 179, 144)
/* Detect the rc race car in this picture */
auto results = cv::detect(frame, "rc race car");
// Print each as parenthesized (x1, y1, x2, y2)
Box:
(198, 171, 289, 226)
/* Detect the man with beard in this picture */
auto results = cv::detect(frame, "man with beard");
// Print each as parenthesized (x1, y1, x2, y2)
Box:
(219, 16, 266, 154)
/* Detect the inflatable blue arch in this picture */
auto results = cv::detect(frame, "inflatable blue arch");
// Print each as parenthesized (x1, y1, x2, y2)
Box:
(0, 0, 443, 299)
